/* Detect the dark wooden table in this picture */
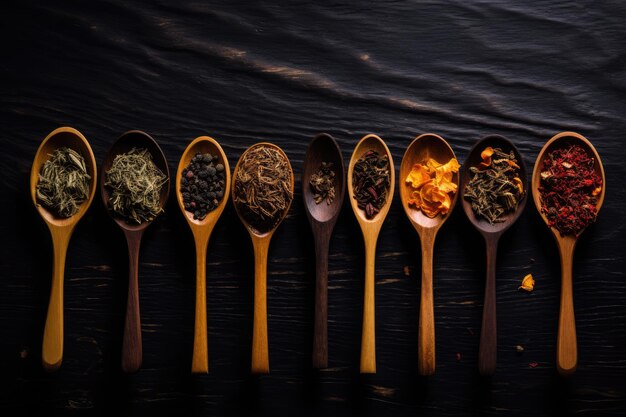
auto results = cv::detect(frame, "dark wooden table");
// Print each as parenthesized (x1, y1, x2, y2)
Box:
(1, 1, 625, 416)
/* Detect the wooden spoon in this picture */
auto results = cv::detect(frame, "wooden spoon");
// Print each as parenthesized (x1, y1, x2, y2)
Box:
(302, 133, 345, 369)
(175, 136, 231, 374)
(531, 131, 605, 376)
(460, 135, 528, 376)
(100, 130, 170, 373)
(231, 142, 294, 374)
(30, 127, 97, 371)
(347, 134, 395, 374)
(399, 133, 459, 376)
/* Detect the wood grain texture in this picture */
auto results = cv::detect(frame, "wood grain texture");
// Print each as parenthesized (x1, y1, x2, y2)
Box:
(1, 1, 626, 416)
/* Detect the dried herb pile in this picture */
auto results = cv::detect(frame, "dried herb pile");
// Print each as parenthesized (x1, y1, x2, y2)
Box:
(538, 144, 602, 235)
(352, 150, 390, 219)
(36, 147, 91, 218)
(181, 152, 226, 220)
(309, 162, 336, 205)
(234, 145, 293, 233)
(464, 147, 524, 224)
(105, 148, 167, 224)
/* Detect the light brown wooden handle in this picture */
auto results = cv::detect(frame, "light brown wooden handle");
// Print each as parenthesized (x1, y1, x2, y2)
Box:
(252, 237, 270, 374)
(42, 231, 70, 372)
(478, 235, 498, 376)
(360, 238, 377, 374)
(418, 232, 436, 376)
(557, 238, 577, 375)
(192, 238, 209, 374)
(122, 233, 142, 373)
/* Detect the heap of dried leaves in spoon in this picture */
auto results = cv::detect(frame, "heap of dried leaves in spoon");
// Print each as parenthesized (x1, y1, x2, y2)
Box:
(234, 145, 293, 233)
(36, 147, 91, 218)
(105, 148, 168, 224)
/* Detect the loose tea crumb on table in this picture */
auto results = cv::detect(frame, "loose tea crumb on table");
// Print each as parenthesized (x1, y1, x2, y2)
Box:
(105, 148, 167, 224)
(36, 147, 91, 218)
(538, 144, 602, 236)
(352, 150, 390, 219)
(234, 145, 293, 233)
(181, 152, 226, 220)
(464, 146, 524, 224)
(405, 157, 460, 217)
(309, 161, 336, 205)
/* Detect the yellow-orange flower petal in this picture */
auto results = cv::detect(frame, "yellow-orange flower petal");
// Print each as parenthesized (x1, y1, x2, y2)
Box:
(405, 164, 431, 188)
(518, 274, 535, 292)
(480, 147, 495, 166)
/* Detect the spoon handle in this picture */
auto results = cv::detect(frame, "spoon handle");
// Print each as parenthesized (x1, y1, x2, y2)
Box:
(122, 231, 142, 373)
(557, 237, 577, 375)
(192, 237, 209, 374)
(418, 230, 436, 375)
(251, 237, 270, 374)
(479, 235, 498, 376)
(42, 228, 71, 371)
(312, 227, 331, 369)
(360, 237, 377, 374)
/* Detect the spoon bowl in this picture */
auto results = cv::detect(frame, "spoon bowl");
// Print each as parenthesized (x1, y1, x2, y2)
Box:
(176, 136, 231, 374)
(461, 135, 528, 234)
(399, 133, 459, 375)
(30, 127, 97, 371)
(531, 131, 605, 375)
(347, 134, 395, 373)
(532, 131, 605, 235)
(302, 133, 345, 224)
(232, 142, 294, 374)
(100, 130, 170, 232)
(100, 130, 170, 373)
(460, 135, 528, 376)
(400, 133, 459, 230)
(302, 133, 345, 368)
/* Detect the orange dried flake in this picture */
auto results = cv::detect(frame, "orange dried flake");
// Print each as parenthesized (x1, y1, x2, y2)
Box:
(518, 274, 535, 292)
(405, 156, 459, 218)
(480, 146, 495, 168)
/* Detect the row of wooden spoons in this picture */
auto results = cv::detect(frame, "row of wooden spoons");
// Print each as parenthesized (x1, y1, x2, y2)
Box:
(30, 128, 604, 376)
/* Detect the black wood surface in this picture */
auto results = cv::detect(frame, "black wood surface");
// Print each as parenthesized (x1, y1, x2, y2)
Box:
(1, 1, 625, 416)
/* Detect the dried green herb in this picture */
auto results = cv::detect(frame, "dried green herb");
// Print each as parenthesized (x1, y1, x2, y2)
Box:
(36, 147, 91, 218)
(352, 150, 390, 219)
(105, 148, 167, 224)
(464, 146, 524, 224)
(310, 161, 336, 205)
(234, 145, 293, 233)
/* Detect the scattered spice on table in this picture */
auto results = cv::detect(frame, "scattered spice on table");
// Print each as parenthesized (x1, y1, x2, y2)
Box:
(538, 144, 602, 236)
(405, 156, 460, 217)
(518, 273, 535, 292)
(233, 145, 293, 233)
(352, 150, 390, 219)
(105, 148, 167, 224)
(456, 352, 462, 362)
(464, 146, 524, 224)
(529, 361, 538, 368)
(403, 265, 410, 277)
(516, 345, 525, 354)
(309, 161, 336, 204)
(36, 147, 91, 218)
(181, 152, 226, 220)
